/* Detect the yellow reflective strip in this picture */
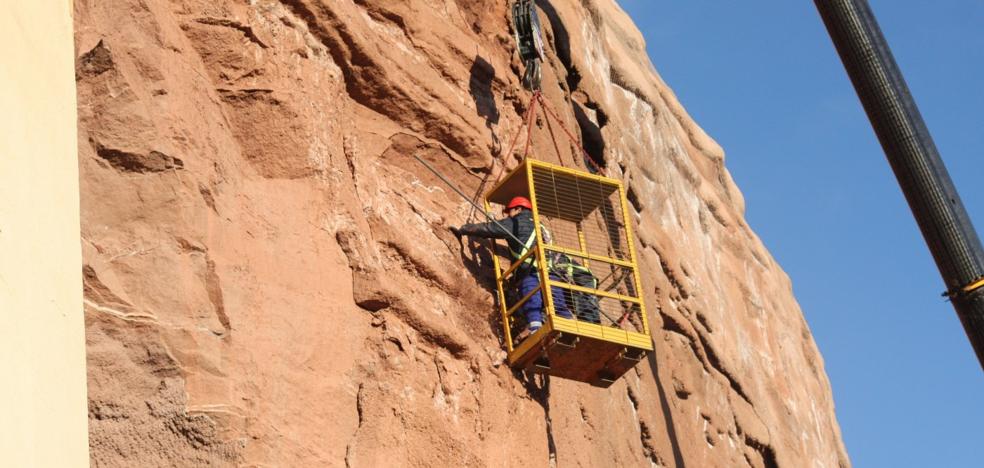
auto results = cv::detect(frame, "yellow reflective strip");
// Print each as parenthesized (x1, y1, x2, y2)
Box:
(543, 244, 634, 268)
(511, 229, 539, 262)
(964, 277, 984, 293)
(502, 243, 538, 280)
(546, 280, 642, 303)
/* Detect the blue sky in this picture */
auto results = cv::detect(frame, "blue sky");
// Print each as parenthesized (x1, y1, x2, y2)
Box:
(616, 1, 984, 466)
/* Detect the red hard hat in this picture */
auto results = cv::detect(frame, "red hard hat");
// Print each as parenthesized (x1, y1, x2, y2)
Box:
(507, 196, 533, 210)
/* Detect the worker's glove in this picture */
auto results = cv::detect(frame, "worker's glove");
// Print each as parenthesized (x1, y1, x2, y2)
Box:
(449, 226, 463, 239)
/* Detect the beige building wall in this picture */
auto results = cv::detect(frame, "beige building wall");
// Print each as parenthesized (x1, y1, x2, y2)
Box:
(0, 1, 89, 466)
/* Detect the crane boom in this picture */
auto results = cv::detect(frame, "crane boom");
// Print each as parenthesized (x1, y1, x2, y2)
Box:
(814, 0, 984, 370)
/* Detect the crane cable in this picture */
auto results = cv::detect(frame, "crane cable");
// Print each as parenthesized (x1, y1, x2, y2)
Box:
(502, 90, 606, 176)
(413, 154, 527, 249)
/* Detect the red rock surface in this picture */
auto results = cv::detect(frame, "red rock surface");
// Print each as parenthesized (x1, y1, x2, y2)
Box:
(75, 0, 850, 466)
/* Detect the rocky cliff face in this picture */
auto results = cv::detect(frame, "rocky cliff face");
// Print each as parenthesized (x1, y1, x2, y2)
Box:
(75, 0, 850, 466)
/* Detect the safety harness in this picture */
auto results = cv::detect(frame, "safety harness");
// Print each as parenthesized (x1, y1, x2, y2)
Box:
(509, 223, 551, 268)
(506, 217, 607, 325)
(509, 222, 597, 288)
(550, 254, 599, 289)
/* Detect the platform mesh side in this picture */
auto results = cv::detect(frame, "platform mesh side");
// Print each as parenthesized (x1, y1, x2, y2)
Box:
(530, 165, 645, 335)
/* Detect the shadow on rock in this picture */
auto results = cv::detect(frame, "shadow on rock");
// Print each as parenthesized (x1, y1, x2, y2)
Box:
(453, 235, 510, 343)
(518, 372, 558, 460)
(648, 351, 687, 468)
(469, 55, 501, 155)
(536, 0, 580, 90)
(572, 101, 606, 170)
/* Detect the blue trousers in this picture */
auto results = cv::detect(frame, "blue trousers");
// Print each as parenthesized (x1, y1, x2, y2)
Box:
(519, 272, 573, 328)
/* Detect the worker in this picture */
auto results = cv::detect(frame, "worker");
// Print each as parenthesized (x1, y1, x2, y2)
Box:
(450, 196, 573, 339)
(548, 251, 602, 324)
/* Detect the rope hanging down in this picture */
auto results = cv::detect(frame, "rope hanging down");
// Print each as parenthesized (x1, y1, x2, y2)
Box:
(503, 90, 606, 176)
(508, 0, 603, 174)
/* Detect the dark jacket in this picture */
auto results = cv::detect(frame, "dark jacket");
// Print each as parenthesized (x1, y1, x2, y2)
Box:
(459, 209, 535, 260)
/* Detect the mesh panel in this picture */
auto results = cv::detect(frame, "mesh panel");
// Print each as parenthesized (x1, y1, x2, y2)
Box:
(547, 283, 645, 334)
(532, 166, 630, 262)
(547, 253, 639, 298)
(530, 164, 644, 334)
(596, 297, 644, 333)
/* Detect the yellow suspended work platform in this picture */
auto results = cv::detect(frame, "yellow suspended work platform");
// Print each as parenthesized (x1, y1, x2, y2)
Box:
(485, 159, 652, 387)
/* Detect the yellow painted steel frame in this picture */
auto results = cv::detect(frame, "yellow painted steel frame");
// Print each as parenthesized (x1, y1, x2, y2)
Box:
(489, 194, 542, 354)
(528, 159, 652, 342)
(532, 158, 615, 184)
(543, 244, 634, 268)
(545, 280, 640, 304)
(488, 159, 654, 367)
(487, 197, 514, 350)
(618, 181, 651, 337)
(526, 161, 557, 329)
(577, 222, 590, 268)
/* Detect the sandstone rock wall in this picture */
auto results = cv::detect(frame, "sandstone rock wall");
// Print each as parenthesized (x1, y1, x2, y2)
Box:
(75, 0, 850, 466)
